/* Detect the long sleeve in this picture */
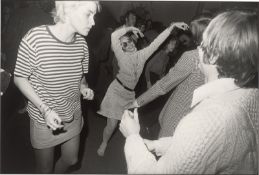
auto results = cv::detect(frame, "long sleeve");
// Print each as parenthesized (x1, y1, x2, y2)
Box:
(125, 134, 157, 174)
(136, 50, 197, 107)
(111, 26, 128, 61)
(124, 104, 227, 174)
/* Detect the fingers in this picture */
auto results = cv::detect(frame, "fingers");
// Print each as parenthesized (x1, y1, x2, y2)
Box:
(176, 22, 189, 30)
(133, 108, 139, 123)
(131, 28, 144, 38)
(138, 31, 144, 38)
(82, 88, 94, 100)
(45, 111, 63, 130)
(171, 22, 189, 31)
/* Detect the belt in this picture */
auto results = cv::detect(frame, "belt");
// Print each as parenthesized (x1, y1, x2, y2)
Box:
(116, 77, 134, 92)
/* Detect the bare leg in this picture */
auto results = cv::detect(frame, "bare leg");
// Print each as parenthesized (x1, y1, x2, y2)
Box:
(97, 118, 118, 156)
(34, 147, 55, 173)
(54, 134, 80, 173)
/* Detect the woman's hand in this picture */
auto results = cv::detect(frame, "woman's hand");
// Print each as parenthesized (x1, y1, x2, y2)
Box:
(40, 103, 63, 130)
(125, 100, 139, 110)
(119, 109, 140, 138)
(44, 109, 64, 130)
(80, 87, 94, 100)
(128, 26, 144, 38)
(169, 22, 189, 31)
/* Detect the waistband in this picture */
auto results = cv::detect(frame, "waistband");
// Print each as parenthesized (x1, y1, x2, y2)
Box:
(116, 77, 134, 92)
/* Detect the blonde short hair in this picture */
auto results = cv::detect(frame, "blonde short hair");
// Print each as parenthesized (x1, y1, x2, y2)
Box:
(52, 1, 101, 24)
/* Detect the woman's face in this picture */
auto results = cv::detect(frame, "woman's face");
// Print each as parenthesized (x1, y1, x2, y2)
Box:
(67, 2, 97, 36)
(125, 13, 136, 27)
(166, 40, 177, 52)
(179, 34, 192, 47)
(120, 36, 137, 53)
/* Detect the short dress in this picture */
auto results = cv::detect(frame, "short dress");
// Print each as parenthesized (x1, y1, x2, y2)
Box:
(97, 26, 172, 120)
(14, 25, 89, 149)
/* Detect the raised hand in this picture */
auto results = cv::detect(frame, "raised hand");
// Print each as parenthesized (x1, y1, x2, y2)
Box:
(128, 26, 144, 38)
(169, 22, 189, 31)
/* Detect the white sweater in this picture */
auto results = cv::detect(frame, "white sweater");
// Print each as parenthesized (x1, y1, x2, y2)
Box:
(124, 78, 258, 174)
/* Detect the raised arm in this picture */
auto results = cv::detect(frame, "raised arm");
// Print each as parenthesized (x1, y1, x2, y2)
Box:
(136, 22, 188, 65)
(136, 50, 197, 107)
(111, 26, 142, 59)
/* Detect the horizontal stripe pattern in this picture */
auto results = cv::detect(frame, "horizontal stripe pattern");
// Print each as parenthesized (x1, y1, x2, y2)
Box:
(14, 25, 88, 124)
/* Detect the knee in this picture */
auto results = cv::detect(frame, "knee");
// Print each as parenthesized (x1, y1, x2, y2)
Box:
(106, 119, 118, 130)
(36, 165, 53, 174)
(61, 156, 78, 166)
(105, 123, 117, 133)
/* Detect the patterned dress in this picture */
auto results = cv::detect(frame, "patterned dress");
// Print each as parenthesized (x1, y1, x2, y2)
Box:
(137, 49, 205, 137)
(97, 26, 172, 120)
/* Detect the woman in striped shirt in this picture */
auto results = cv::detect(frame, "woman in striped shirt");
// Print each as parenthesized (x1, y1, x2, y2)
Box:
(14, 1, 100, 173)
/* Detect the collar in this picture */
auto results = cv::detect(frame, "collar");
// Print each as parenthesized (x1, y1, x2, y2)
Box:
(191, 78, 240, 107)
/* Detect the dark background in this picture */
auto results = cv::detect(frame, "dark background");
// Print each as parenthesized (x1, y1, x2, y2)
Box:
(1, 1, 258, 173)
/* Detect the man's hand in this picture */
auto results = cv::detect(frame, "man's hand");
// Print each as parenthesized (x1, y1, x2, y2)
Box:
(119, 109, 140, 138)
(80, 87, 94, 100)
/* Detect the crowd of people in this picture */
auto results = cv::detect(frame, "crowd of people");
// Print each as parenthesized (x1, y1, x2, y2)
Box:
(1, 0, 258, 174)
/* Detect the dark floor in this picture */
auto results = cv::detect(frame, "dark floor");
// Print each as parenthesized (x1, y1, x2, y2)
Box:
(1, 82, 165, 174)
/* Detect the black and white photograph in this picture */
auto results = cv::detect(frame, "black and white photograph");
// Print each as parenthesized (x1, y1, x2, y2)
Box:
(1, 0, 259, 174)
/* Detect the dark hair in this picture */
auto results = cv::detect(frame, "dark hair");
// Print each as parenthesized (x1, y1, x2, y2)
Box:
(136, 18, 146, 28)
(120, 10, 136, 24)
(201, 10, 258, 87)
(160, 34, 178, 51)
(119, 32, 136, 51)
(190, 17, 211, 46)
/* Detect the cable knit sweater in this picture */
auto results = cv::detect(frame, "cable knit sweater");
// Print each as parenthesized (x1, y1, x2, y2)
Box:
(124, 78, 258, 174)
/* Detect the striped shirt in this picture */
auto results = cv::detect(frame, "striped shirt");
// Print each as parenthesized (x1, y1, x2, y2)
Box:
(14, 25, 89, 124)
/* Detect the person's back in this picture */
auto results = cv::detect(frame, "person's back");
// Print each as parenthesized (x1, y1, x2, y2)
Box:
(187, 81, 258, 174)
(120, 10, 259, 175)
